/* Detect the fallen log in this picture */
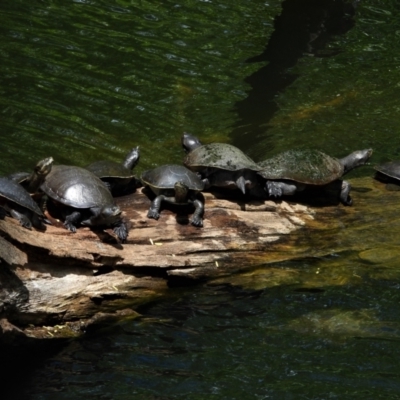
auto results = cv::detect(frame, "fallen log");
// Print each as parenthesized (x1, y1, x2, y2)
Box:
(0, 177, 395, 341)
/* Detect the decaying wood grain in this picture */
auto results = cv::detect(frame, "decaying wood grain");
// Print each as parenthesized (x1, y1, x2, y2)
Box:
(2, 176, 390, 341)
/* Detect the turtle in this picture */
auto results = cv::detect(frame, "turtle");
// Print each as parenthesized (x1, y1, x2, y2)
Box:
(141, 164, 205, 227)
(182, 133, 261, 195)
(257, 148, 373, 205)
(40, 165, 128, 241)
(0, 177, 48, 230)
(8, 157, 54, 194)
(85, 147, 140, 195)
(374, 161, 400, 191)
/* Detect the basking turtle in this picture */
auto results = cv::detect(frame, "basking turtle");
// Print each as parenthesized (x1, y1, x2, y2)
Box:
(41, 165, 128, 241)
(374, 161, 400, 190)
(86, 147, 140, 195)
(257, 148, 373, 205)
(0, 177, 48, 229)
(182, 133, 261, 195)
(141, 164, 205, 227)
(8, 157, 54, 194)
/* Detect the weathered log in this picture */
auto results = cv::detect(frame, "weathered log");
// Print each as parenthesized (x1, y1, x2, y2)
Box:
(0, 177, 395, 341)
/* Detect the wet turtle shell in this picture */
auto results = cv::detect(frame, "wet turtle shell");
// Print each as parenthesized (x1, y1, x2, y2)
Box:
(184, 142, 260, 173)
(141, 164, 205, 226)
(86, 147, 140, 194)
(0, 177, 45, 228)
(374, 161, 400, 181)
(374, 161, 400, 190)
(182, 133, 261, 194)
(141, 164, 204, 194)
(257, 149, 344, 184)
(41, 165, 115, 208)
(41, 165, 128, 241)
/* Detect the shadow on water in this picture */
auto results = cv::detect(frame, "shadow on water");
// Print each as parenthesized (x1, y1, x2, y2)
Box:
(232, 0, 360, 152)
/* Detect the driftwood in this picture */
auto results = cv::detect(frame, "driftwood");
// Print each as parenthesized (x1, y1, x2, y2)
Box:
(0, 177, 396, 342)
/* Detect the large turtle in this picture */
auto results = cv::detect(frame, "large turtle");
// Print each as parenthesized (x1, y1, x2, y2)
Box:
(85, 147, 140, 195)
(374, 161, 400, 191)
(41, 165, 128, 241)
(0, 177, 48, 230)
(141, 164, 205, 227)
(182, 133, 261, 195)
(257, 148, 373, 205)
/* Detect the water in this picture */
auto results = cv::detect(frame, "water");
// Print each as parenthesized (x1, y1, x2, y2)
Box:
(2, 0, 400, 398)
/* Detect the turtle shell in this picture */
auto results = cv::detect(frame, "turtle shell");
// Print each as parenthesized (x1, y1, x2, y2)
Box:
(86, 147, 139, 180)
(86, 160, 135, 179)
(0, 177, 44, 216)
(41, 165, 115, 209)
(258, 149, 344, 185)
(184, 143, 260, 172)
(141, 164, 204, 191)
(374, 161, 400, 181)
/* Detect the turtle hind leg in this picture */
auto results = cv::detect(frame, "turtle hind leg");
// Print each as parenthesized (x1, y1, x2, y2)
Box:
(340, 180, 352, 206)
(266, 181, 299, 197)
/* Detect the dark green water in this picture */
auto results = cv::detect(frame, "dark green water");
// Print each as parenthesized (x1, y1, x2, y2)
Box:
(2, 0, 400, 399)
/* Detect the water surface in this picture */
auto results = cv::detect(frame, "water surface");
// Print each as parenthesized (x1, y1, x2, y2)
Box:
(1, 0, 400, 399)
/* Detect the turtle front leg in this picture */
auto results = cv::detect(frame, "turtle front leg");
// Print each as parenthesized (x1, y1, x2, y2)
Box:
(63, 210, 82, 232)
(340, 180, 352, 206)
(113, 220, 129, 242)
(190, 197, 204, 227)
(147, 195, 166, 220)
(3, 204, 32, 229)
(9, 208, 32, 229)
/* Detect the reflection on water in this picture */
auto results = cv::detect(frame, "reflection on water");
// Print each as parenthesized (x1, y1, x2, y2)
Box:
(2, 0, 400, 398)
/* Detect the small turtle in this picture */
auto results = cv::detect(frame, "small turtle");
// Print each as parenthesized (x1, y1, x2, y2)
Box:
(8, 157, 54, 194)
(141, 164, 205, 227)
(182, 133, 261, 195)
(0, 177, 48, 229)
(85, 147, 140, 195)
(257, 148, 373, 205)
(41, 165, 128, 241)
(374, 161, 400, 190)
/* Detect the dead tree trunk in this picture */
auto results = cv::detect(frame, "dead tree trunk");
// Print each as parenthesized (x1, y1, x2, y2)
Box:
(0, 177, 390, 341)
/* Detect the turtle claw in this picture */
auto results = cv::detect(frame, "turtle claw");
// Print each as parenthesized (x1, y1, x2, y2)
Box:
(236, 176, 246, 195)
(147, 209, 160, 220)
(64, 221, 77, 233)
(20, 219, 32, 230)
(340, 181, 352, 206)
(191, 216, 203, 227)
(113, 222, 128, 242)
(266, 181, 283, 197)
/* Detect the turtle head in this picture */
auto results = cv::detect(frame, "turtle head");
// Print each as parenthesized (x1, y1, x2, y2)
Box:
(27, 157, 54, 193)
(341, 149, 373, 174)
(34, 157, 54, 178)
(123, 146, 140, 170)
(182, 133, 202, 153)
(174, 181, 189, 203)
(82, 205, 122, 226)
